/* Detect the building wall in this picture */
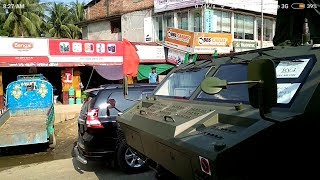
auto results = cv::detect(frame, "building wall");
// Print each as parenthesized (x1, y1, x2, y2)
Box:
(85, 0, 107, 21)
(109, 0, 153, 16)
(121, 9, 152, 42)
(153, 7, 277, 49)
(82, 21, 121, 41)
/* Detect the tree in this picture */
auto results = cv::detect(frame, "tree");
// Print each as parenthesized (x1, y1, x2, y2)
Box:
(0, 4, 8, 36)
(1, 0, 45, 37)
(70, 0, 86, 39)
(46, 2, 82, 39)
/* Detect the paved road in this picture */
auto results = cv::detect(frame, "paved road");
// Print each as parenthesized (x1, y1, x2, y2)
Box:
(0, 157, 156, 180)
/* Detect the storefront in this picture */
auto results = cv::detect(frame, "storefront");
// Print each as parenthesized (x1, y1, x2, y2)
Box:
(152, 0, 277, 51)
(164, 27, 233, 64)
(0, 37, 124, 105)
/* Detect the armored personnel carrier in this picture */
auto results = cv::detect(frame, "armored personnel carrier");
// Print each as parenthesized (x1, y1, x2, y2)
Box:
(117, 1, 319, 179)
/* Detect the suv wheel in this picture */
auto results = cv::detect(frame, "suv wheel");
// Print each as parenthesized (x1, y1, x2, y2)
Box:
(116, 139, 147, 174)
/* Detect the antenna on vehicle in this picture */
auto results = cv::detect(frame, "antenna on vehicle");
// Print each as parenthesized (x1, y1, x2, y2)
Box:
(302, 18, 312, 45)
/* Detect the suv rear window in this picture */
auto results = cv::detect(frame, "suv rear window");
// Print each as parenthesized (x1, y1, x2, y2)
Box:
(95, 88, 154, 117)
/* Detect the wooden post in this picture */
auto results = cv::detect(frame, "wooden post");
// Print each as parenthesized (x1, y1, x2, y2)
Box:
(0, 71, 4, 109)
(127, 75, 133, 84)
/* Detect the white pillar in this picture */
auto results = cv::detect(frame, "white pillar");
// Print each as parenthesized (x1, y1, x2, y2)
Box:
(189, 10, 194, 31)
(254, 17, 258, 41)
(231, 12, 235, 38)
(174, 12, 178, 28)
(272, 19, 276, 40)
(261, 0, 264, 48)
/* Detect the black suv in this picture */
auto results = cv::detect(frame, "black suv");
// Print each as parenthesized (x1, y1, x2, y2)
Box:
(73, 84, 157, 173)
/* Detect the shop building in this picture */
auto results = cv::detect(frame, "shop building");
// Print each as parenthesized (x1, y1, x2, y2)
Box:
(78, 0, 174, 83)
(152, 0, 278, 53)
(0, 37, 125, 106)
(80, 0, 154, 42)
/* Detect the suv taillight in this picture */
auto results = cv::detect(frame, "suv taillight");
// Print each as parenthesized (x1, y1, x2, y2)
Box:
(86, 109, 104, 128)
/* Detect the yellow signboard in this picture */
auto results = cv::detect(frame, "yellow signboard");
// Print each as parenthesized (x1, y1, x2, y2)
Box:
(164, 27, 194, 52)
(193, 33, 233, 54)
(164, 28, 233, 54)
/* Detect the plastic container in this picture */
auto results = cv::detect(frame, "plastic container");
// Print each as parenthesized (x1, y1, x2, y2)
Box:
(76, 98, 82, 104)
(54, 95, 59, 104)
(68, 87, 75, 96)
(68, 97, 75, 104)
(75, 90, 81, 98)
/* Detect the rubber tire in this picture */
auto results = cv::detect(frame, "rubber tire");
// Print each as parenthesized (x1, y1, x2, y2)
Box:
(49, 133, 56, 149)
(116, 139, 147, 174)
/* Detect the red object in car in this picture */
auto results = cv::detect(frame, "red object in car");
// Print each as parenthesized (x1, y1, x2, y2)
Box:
(86, 109, 104, 128)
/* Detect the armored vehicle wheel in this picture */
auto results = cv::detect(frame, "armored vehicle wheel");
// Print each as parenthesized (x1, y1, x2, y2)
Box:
(49, 133, 56, 149)
(116, 139, 147, 174)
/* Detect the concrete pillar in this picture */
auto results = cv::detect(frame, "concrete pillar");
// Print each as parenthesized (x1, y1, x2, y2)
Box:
(174, 12, 178, 28)
(0, 71, 4, 109)
(231, 12, 235, 38)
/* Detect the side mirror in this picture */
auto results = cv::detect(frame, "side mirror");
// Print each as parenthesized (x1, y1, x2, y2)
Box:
(123, 75, 128, 96)
(107, 99, 116, 109)
(248, 59, 277, 110)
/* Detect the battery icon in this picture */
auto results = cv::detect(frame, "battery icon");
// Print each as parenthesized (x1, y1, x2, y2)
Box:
(291, 3, 305, 9)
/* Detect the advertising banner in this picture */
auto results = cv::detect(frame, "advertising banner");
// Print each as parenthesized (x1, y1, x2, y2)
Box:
(193, 32, 232, 54)
(144, 17, 153, 42)
(167, 49, 185, 65)
(154, 0, 205, 13)
(0, 37, 49, 65)
(164, 27, 194, 52)
(233, 40, 257, 52)
(48, 39, 124, 65)
(136, 45, 166, 63)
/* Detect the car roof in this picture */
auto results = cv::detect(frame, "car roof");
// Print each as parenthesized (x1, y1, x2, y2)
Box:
(85, 83, 157, 97)
(99, 83, 158, 89)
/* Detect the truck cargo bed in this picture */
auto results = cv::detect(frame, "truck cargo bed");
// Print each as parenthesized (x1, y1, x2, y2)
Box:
(0, 115, 48, 147)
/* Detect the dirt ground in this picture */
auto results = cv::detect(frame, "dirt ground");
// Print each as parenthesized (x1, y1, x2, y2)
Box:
(0, 118, 156, 179)
(0, 118, 79, 171)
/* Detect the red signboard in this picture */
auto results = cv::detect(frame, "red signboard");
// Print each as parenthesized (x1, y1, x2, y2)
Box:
(48, 39, 124, 65)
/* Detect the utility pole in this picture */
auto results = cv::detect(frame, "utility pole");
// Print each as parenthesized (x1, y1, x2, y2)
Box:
(261, 0, 264, 48)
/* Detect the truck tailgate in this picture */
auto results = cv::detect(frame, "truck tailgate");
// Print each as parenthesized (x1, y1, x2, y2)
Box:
(0, 115, 48, 147)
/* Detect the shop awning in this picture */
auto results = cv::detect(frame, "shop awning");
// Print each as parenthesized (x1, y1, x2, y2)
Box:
(137, 64, 175, 81)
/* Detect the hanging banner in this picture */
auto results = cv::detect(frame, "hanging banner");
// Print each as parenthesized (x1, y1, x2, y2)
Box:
(136, 45, 166, 63)
(164, 27, 194, 52)
(167, 49, 185, 65)
(193, 32, 232, 54)
(49, 39, 124, 65)
(204, 9, 216, 33)
(0, 37, 50, 65)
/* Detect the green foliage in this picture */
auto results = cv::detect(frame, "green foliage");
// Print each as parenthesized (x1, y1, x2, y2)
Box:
(0, 0, 85, 39)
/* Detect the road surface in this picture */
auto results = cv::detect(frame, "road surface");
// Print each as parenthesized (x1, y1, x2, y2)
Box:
(0, 157, 156, 180)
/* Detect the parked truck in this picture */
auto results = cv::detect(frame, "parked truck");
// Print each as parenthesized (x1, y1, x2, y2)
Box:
(0, 74, 56, 149)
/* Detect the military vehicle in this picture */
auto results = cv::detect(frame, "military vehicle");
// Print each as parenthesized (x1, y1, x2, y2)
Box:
(117, 1, 319, 179)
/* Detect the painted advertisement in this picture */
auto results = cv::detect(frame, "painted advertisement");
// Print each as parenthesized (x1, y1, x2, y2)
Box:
(48, 39, 124, 65)
(193, 32, 232, 54)
(154, 0, 205, 13)
(167, 49, 185, 65)
(164, 28, 194, 52)
(0, 37, 49, 64)
(144, 17, 153, 42)
(204, 9, 217, 33)
(136, 45, 166, 63)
